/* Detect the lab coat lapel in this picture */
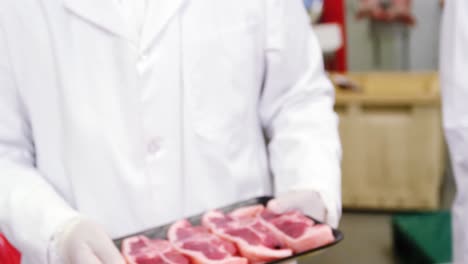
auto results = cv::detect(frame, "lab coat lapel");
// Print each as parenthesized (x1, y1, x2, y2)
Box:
(141, 0, 187, 51)
(63, 0, 134, 41)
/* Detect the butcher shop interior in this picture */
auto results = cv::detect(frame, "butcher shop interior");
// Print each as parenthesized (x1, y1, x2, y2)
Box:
(0, 0, 458, 263)
(305, 0, 449, 263)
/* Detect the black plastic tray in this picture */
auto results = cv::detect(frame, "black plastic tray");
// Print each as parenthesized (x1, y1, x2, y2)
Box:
(114, 196, 344, 263)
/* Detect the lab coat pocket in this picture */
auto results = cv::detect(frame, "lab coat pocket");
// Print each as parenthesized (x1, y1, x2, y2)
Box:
(187, 22, 262, 151)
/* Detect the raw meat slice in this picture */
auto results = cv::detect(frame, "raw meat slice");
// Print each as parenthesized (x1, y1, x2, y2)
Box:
(202, 206, 292, 263)
(168, 220, 247, 264)
(260, 209, 335, 253)
(121, 235, 190, 264)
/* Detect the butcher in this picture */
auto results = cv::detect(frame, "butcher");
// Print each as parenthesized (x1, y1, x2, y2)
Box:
(0, 0, 341, 263)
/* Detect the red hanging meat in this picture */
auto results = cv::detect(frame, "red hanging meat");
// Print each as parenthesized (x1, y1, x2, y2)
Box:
(356, 0, 416, 25)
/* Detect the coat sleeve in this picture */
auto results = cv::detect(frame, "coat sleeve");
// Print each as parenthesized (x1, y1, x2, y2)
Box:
(260, 0, 342, 227)
(441, 0, 468, 130)
(0, 23, 79, 263)
(440, 1, 468, 263)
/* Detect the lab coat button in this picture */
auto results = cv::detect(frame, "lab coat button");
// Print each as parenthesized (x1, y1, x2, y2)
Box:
(147, 139, 161, 154)
(137, 54, 150, 73)
(140, 53, 149, 61)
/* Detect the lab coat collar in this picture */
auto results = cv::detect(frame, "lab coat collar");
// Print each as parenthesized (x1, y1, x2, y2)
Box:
(63, 0, 136, 42)
(140, 0, 188, 52)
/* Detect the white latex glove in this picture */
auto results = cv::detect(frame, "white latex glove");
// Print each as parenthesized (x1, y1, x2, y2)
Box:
(49, 217, 125, 264)
(268, 190, 334, 227)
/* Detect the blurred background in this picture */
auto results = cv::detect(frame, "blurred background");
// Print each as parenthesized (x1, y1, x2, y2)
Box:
(301, 0, 450, 263)
(0, 0, 450, 263)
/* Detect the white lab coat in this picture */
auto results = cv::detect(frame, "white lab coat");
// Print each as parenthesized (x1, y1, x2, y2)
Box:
(441, 1, 468, 263)
(0, 0, 341, 263)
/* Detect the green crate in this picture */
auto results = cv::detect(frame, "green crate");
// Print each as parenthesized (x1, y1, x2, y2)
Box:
(392, 212, 452, 264)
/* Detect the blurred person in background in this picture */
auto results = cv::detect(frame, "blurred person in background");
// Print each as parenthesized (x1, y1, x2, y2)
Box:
(440, 0, 468, 263)
(0, 0, 341, 263)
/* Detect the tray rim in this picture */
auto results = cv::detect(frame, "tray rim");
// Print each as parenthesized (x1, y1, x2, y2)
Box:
(114, 196, 344, 263)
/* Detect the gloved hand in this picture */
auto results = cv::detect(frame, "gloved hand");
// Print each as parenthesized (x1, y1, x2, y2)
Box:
(50, 217, 125, 264)
(267, 190, 334, 227)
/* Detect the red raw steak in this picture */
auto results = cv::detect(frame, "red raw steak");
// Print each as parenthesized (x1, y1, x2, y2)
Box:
(259, 208, 335, 253)
(168, 220, 248, 264)
(202, 207, 292, 263)
(121, 236, 190, 264)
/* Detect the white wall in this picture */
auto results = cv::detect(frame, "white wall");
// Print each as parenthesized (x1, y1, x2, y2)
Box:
(408, 0, 441, 70)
